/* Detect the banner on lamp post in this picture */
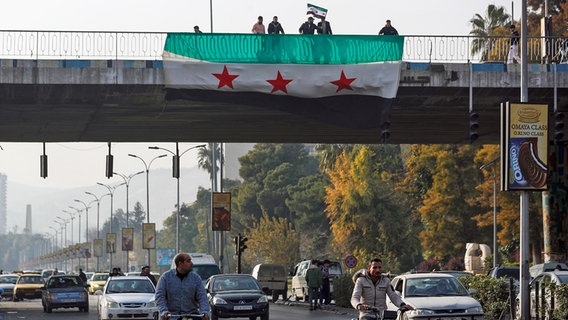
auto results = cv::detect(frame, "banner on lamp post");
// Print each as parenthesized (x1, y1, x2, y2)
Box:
(106, 233, 117, 254)
(122, 228, 134, 251)
(212, 192, 231, 231)
(93, 239, 103, 257)
(143, 223, 156, 249)
(501, 102, 549, 191)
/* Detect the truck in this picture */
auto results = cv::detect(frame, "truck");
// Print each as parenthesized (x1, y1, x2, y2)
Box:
(251, 264, 288, 301)
(170, 253, 220, 285)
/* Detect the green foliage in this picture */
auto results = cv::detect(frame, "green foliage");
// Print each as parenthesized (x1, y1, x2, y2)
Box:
(553, 283, 568, 320)
(459, 274, 510, 320)
(331, 272, 356, 308)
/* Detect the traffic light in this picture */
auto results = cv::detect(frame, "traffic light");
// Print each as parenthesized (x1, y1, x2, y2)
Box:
(554, 111, 565, 144)
(469, 111, 479, 143)
(239, 235, 248, 254)
(234, 236, 240, 255)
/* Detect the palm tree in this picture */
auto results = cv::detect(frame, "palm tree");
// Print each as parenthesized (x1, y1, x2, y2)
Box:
(469, 4, 511, 61)
(197, 143, 223, 181)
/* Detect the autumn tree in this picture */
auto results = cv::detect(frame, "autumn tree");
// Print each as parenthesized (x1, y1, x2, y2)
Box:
(244, 211, 300, 268)
(401, 145, 486, 262)
(325, 145, 419, 272)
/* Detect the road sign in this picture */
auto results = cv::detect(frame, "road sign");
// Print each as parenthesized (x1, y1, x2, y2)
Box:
(345, 255, 358, 269)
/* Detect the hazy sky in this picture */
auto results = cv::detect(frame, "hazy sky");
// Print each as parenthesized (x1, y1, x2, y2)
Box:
(0, 0, 521, 35)
(0, 0, 523, 233)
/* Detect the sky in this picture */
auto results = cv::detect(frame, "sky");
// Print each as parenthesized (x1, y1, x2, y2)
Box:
(0, 0, 523, 233)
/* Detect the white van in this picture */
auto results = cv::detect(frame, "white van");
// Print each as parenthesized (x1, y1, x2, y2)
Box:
(291, 259, 344, 301)
(170, 253, 220, 285)
(251, 264, 288, 301)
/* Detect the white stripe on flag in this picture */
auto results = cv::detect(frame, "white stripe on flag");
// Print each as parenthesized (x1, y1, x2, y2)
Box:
(163, 59, 401, 99)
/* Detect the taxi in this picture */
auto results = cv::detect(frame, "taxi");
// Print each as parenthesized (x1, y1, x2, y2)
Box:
(88, 273, 109, 294)
(13, 274, 44, 301)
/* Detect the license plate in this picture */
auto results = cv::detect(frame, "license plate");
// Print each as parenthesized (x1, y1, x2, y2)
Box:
(125, 309, 144, 314)
(61, 299, 76, 303)
(234, 305, 253, 310)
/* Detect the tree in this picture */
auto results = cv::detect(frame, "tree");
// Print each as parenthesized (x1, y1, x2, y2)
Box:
(245, 211, 300, 268)
(325, 145, 418, 272)
(401, 145, 486, 261)
(469, 4, 511, 61)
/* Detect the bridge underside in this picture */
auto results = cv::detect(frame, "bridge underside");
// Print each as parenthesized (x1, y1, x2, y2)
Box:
(0, 84, 566, 144)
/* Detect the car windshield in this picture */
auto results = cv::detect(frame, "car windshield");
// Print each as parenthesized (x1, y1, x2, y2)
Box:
(558, 275, 568, 283)
(405, 277, 469, 297)
(93, 274, 109, 281)
(18, 276, 43, 284)
(328, 262, 343, 276)
(0, 276, 18, 284)
(212, 277, 260, 291)
(193, 265, 221, 280)
(495, 268, 520, 281)
(106, 279, 155, 294)
(47, 277, 82, 288)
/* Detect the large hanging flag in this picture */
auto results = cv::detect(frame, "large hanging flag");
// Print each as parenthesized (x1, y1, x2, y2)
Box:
(307, 3, 328, 18)
(162, 33, 404, 129)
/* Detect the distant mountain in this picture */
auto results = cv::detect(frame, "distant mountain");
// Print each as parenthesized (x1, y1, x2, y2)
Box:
(6, 167, 211, 236)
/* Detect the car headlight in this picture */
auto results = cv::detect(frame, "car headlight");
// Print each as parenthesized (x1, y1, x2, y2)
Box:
(466, 306, 484, 313)
(146, 299, 157, 308)
(257, 296, 268, 303)
(105, 297, 119, 308)
(212, 296, 227, 305)
(407, 308, 435, 316)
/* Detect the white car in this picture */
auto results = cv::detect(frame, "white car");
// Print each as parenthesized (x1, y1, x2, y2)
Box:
(387, 273, 485, 319)
(96, 276, 158, 320)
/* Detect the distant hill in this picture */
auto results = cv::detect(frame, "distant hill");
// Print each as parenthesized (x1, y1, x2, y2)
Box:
(6, 167, 211, 236)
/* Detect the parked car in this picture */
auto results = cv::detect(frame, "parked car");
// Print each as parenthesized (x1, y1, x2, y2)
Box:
(516, 270, 568, 318)
(0, 274, 20, 301)
(88, 272, 109, 294)
(41, 275, 89, 313)
(96, 276, 158, 320)
(291, 259, 344, 301)
(488, 265, 520, 294)
(205, 274, 269, 320)
(387, 273, 484, 319)
(251, 263, 288, 301)
(13, 274, 44, 301)
(529, 262, 568, 279)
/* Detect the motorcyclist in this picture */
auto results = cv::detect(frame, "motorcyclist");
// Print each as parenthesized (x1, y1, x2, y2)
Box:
(351, 258, 413, 319)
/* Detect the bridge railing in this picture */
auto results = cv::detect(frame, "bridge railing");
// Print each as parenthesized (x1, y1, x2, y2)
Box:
(0, 30, 566, 63)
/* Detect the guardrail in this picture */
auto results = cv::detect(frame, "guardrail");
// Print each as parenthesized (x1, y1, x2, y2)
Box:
(1, 31, 567, 63)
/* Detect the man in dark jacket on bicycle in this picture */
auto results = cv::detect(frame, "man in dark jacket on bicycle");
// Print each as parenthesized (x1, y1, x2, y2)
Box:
(351, 258, 412, 319)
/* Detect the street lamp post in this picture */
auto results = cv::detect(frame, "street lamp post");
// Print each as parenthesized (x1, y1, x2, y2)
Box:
(128, 153, 167, 266)
(85, 192, 110, 271)
(113, 170, 144, 272)
(97, 182, 126, 269)
(68, 206, 83, 243)
(61, 211, 75, 245)
(149, 143, 206, 254)
(55, 218, 68, 270)
(480, 156, 500, 269)
(74, 199, 92, 270)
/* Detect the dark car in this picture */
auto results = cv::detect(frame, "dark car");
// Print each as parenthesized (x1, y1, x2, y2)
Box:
(205, 274, 269, 320)
(41, 275, 89, 313)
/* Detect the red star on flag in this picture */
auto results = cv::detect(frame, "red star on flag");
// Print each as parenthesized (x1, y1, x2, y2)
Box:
(212, 65, 239, 89)
(266, 71, 293, 93)
(330, 70, 356, 92)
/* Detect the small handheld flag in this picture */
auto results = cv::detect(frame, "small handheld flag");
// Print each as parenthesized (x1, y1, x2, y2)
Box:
(307, 3, 328, 18)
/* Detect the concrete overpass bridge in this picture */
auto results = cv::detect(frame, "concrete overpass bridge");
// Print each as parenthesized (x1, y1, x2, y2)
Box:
(1, 31, 567, 144)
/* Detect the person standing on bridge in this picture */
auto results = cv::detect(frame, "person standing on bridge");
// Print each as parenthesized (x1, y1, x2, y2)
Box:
(299, 16, 317, 34)
(252, 16, 266, 34)
(317, 16, 332, 35)
(379, 20, 398, 35)
(193, 26, 202, 33)
(507, 24, 521, 64)
(268, 16, 285, 34)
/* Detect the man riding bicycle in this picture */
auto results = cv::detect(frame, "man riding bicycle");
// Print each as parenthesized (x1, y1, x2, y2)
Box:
(156, 253, 211, 320)
(351, 258, 413, 319)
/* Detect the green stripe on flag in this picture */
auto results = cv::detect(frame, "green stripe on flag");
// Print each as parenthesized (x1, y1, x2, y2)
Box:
(164, 33, 404, 64)
(307, 3, 327, 18)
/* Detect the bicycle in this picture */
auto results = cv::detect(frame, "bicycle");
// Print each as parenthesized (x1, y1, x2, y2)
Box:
(164, 313, 205, 320)
(350, 305, 409, 320)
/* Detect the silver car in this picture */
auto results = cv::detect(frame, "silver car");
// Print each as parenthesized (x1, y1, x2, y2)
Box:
(387, 273, 485, 319)
(96, 276, 158, 320)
